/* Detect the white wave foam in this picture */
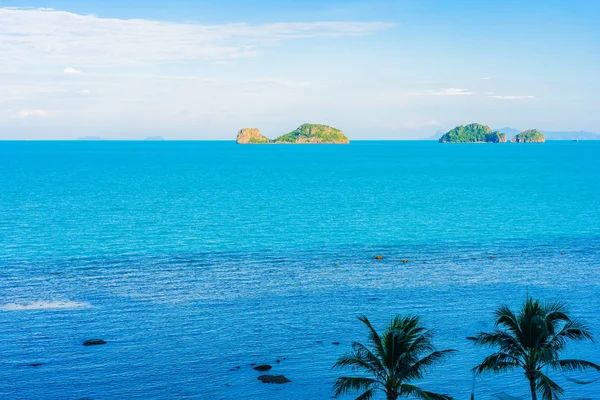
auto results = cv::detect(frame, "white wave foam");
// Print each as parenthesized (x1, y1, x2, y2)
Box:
(1, 301, 90, 311)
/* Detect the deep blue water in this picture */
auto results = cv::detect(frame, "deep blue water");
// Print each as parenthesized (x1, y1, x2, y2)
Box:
(1, 140, 599, 400)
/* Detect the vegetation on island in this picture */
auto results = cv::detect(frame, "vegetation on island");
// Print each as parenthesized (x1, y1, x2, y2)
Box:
(273, 124, 349, 144)
(333, 315, 455, 400)
(334, 297, 600, 400)
(438, 123, 506, 143)
(236, 124, 349, 144)
(511, 129, 546, 143)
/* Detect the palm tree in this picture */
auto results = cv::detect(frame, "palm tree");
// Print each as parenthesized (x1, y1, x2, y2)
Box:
(333, 315, 455, 400)
(470, 297, 600, 400)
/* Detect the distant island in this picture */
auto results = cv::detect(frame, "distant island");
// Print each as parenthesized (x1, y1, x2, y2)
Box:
(236, 123, 349, 144)
(511, 129, 545, 143)
(438, 123, 506, 143)
(144, 136, 165, 141)
(77, 136, 104, 141)
(497, 127, 600, 141)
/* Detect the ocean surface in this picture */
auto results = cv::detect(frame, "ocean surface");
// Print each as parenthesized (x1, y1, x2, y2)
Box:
(1, 140, 599, 400)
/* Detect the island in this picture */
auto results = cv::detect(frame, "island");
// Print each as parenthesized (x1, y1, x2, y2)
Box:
(511, 129, 545, 143)
(144, 136, 165, 141)
(236, 124, 349, 144)
(438, 123, 506, 143)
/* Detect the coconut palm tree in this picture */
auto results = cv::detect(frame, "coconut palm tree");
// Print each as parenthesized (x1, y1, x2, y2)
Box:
(333, 315, 455, 400)
(469, 297, 600, 400)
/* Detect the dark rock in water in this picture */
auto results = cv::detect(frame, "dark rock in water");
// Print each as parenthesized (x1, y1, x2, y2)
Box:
(489, 256, 495, 259)
(83, 339, 107, 346)
(402, 259, 408, 263)
(276, 359, 280, 363)
(258, 375, 291, 384)
(26, 363, 43, 367)
(250, 363, 256, 366)
(316, 340, 323, 344)
(253, 364, 272, 371)
(332, 342, 340, 345)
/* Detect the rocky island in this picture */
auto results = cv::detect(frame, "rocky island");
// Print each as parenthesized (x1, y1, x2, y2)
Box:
(438, 123, 506, 143)
(236, 124, 349, 144)
(511, 129, 545, 143)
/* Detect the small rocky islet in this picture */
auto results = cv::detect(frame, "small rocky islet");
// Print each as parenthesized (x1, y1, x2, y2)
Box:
(511, 129, 545, 143)
(236, 123, 349, 144)
(438, 123, 546, 143)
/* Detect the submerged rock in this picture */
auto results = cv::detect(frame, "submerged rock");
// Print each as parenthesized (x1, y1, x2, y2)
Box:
(83, 339, 107, 346)
(258, 375, 291, 384)
(253, 364, 272, 371)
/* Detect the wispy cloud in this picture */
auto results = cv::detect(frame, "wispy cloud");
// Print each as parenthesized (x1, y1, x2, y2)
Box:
(488, 95, 535, 100)
(18, 109, 50, 118)
(414, 88, 474, 96)
(0, 8, 394, 68)
(63, 67, 81, 74)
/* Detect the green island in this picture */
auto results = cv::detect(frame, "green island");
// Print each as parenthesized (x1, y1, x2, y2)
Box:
(511, 129, 546, 142)
(236, 123, 349, 144)
(438, 123, 506, 143)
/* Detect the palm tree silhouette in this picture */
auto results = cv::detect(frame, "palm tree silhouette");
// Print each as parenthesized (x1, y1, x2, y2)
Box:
(333, 315, 455, 400)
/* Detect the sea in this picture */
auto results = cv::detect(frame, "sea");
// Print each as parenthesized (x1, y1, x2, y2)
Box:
(1, 140, 599, 399)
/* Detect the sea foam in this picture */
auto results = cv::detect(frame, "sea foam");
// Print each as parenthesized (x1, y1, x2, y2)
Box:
(0, 301, 90, 311)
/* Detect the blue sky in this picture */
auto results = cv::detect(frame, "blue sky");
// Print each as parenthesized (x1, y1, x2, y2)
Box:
(0, 0, 598, 139)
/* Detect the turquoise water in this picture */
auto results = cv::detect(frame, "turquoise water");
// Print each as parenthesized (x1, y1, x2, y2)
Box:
(1, 141, 599, 399)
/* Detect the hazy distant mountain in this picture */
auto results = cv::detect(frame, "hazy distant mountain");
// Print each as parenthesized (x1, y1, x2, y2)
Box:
(497, 127, 600, 141)
(541, 131, 600, 140)
(77, 136, 103, 140)
(421, 129, 445, 140)
(144, 136, 165, 141)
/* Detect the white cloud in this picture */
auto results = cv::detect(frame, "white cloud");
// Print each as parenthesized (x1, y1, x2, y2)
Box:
(481, 77, 491, 80)
(19, 109, 50, 118)
(63, 67, 81, 74)
(0, 8, 394, 68)
(488, 95, 535, 100)
(415, 88, 474, 96)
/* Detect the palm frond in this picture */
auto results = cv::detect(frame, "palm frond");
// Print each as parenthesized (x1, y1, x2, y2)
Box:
(535, 370, 564, 400)
(333, 351, 383, 378)
(469, 330, 525, 356)
(399, 383, 454, 400)
(358, 315, 386, 359)
(473, 352, 521, 375)
(550, 359, 600, 373)
(403, 350, 457, 381)
(333, 376, 378, 397)
(355, 387, 376, 400)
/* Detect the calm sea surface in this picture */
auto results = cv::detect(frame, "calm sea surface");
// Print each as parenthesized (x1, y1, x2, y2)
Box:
(1, 141, 599, 399)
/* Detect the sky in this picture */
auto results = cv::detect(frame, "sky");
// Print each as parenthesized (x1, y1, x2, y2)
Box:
(0, 0, 599, 140)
